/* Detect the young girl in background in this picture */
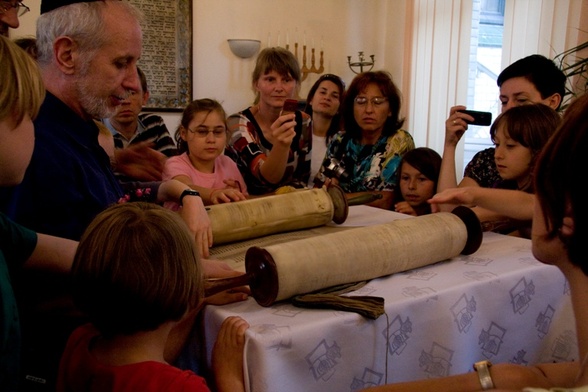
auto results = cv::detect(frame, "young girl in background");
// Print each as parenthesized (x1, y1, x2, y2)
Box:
(393, 147, 441, 216)
(164, 99, 248, 205)
(489, 103, 560, 192)
(433, 103, 561, 237)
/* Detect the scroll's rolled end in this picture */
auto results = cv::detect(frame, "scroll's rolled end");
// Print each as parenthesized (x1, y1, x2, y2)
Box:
(451, 206, 483, 255)
(327, 184, 348, 224)
(245, 246, 280, 306)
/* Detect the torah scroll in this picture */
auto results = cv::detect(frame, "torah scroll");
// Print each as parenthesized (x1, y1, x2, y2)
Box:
(207, 186, 348, 245)
(206, 207, 482, 306)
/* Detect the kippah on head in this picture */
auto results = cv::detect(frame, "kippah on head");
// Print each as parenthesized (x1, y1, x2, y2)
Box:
(41, 0, 102, 14)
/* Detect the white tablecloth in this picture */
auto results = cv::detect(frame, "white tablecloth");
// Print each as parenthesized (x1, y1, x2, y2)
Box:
(203, 206, 576, 392)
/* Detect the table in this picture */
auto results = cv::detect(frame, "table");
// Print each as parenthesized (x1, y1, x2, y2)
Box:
(203, 206, 576, 392)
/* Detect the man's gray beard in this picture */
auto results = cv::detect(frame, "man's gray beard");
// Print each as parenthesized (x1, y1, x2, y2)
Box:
(76, 82, 116, 119)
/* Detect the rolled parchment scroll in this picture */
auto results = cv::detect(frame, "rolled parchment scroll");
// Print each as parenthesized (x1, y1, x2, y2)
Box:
(207, 186, 348, 245)
(206, 206, 482, 306)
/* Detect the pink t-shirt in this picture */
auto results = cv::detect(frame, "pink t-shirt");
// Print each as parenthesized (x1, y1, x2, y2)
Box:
(163, 153, 248, 209)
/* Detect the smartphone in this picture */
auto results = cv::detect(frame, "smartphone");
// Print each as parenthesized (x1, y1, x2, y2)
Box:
(457, 110, 492, 126)
(280, 99, 299, 116)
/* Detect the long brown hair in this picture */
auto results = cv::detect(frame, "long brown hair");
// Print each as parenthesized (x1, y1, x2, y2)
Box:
(534, 94, 588, 271)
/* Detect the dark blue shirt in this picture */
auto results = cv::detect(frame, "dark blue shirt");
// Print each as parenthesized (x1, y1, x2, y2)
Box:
(3, 93, 123, 240)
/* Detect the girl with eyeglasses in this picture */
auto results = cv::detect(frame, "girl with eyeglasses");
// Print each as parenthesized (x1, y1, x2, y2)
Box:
(163, 99, 248, 206)
(317, 70, 415, 210)
(305, 73, 346, 187)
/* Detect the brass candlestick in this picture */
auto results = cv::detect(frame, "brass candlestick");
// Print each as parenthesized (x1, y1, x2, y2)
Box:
(286, 42, 324, 81)
(347, 51, 375, 74)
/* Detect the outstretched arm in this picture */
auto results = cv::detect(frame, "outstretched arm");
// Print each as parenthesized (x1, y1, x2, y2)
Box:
(361, 361, 579, 392)
(25, 234, 77, 274)
(157, 179, 212, 257)
(429, 187, 534, 221)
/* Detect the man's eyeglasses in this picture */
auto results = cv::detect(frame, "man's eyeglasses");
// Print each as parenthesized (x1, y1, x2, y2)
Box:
(0, 1, 30, 17)
(186, 126, 227, 138)
(354, 96, 388, 107)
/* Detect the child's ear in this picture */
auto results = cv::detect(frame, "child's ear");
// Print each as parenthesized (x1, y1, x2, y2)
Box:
(179, 126, 188, 141)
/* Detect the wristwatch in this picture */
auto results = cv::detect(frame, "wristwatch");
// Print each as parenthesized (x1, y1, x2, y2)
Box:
(179, 189, 201, 206)
(473, 360, 495, 390)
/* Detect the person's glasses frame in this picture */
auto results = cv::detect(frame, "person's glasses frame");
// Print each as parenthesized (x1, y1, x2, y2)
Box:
(186, 126, 227, 138)
(354, 96, 389, 107)
(0, 1, 29, 17)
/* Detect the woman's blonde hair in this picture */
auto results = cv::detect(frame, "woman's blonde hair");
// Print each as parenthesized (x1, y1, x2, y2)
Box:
(72, 202, 204, 337)
(0, 36, 45, 126)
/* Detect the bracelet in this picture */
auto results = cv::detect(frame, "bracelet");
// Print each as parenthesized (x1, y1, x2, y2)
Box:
(179, 189, 200, 206)
(473, 360, 495, 390)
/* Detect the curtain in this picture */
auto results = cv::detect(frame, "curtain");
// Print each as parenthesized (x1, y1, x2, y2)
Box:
(406, 0, 584, 177)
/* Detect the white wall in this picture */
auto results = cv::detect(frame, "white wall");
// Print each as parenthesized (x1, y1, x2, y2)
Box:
(11, 0, 586, 147)
(192, 0, 409, 129)
(11, 0, 409, 135)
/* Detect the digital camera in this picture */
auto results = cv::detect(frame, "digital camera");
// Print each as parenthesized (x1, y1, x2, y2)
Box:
(322, 158, 349, 180)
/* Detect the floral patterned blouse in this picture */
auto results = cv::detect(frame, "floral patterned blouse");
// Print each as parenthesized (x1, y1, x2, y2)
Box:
(226, 107, 312, 195)
(319, 129, 415, 192)
(463, 147, 502, 188)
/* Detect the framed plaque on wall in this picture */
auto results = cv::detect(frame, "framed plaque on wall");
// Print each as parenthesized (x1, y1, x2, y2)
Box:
(129, 0, 192, 112)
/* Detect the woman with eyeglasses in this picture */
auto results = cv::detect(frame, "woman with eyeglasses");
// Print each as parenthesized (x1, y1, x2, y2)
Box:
(305, 73, 346, 187)
(317, 70, 415, 210)
(164, 98, 248, 206)
(0, 0, 29, 35)
(226, 47, 312, 195)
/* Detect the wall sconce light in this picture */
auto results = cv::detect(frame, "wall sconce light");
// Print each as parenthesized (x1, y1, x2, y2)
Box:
(227, 39, 261, 59)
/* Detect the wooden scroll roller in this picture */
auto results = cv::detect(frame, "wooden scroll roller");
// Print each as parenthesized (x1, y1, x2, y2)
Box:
(207, 185, 348, 245)
(205, 206, 482, 306)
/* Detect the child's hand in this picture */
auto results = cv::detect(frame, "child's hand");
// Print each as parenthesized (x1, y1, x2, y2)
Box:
(394, 201, 418, 216)
(212, 316, 249, 392)
(210, 188, 247, 204)
(205, 286, 250, 305)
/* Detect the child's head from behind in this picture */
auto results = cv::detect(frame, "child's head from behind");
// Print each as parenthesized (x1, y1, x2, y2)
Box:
(176, 98, 228, 160)
(490, 103, 560, 188)
(398, 147, 441, 209)
(72, 202, 204, 338)
(0, 36, 45, 186)
(533, 94, 588, 272)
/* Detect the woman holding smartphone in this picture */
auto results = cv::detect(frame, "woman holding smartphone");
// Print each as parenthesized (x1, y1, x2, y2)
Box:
(226, 47, 312, 195)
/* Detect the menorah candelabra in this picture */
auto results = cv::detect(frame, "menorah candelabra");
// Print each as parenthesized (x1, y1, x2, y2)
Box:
(286, 42, 324, 81)
(347, 51, 375, 74)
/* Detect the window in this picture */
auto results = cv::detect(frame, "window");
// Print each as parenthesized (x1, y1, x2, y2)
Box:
(463, 0, 504, 169)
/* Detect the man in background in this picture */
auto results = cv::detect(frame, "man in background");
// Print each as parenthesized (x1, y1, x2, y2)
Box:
(103, 66, 178, 182)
